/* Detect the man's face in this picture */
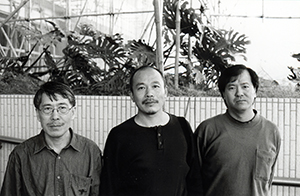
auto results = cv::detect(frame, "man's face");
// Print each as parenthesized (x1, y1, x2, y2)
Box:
(36, 93, 75, 139)
(223, 70, 257, 114)
(130, 68, 167, 115)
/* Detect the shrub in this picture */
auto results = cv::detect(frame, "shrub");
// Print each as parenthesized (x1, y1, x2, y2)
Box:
(0, 72, 41, 94)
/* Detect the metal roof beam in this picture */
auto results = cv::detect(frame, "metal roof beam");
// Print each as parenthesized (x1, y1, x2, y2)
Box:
(1, 0, 29, 27)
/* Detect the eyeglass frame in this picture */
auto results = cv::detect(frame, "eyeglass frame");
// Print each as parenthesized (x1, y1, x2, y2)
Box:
(38, 105, 75, 115)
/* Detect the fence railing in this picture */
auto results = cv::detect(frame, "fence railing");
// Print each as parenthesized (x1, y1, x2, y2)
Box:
(1, 135, 299, 189)
(0, 135, 24, 145)
(1, 95, 300, 195)
(272, 177, 300, 187)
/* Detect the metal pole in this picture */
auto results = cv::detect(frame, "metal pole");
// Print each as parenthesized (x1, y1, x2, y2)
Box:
(74, 0, 89, 31)
(66, 0, 71, 31)
(174, 0, 180, 88)
(1, 27, 17, 57)
(0, 0, 29, 27)
(153, 0, 164, 73)
(1, 10, 155, 23)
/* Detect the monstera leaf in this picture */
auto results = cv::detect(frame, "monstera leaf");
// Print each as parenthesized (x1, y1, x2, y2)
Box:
(292, 53, 300, 61)
(93, 34, 128, 70)
(0, 56, 27, 74)
(218, 29, 250, 60)
(287, 54, 300, 85)
(62, 44, 103, 85)
(126, 39, 156, 67)
(16, 20, 65, 47)
(163, 0, 203, 37)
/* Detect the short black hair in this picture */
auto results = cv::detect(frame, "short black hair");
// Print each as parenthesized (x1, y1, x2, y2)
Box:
(129, 66, 165, 92)
(217, 64, 259, 97)
(33, 81, 76, 109)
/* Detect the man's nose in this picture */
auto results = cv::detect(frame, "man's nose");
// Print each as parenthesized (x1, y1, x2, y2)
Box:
(146, 87, 154, 97)
(50, 109, 60, 119)
(235, 86, 243, 97)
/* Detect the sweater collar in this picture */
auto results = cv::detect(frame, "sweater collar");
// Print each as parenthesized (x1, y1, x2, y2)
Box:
(225, 109, 259, 125)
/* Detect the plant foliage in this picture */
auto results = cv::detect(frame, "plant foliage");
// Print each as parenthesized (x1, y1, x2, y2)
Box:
(0, 0, 276, 96)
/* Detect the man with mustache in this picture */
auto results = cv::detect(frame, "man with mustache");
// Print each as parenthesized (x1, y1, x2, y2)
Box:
(195, 64, 281, 196)
(100, 66, 202, 196)
(0, 81, 102, 196)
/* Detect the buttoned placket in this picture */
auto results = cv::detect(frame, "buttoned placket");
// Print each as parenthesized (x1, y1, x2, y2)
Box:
(156, 126, 164, 150)
(54, 153, 64, 196)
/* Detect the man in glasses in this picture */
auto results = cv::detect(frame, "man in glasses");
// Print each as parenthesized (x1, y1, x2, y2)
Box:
(0, 81, 102, 196)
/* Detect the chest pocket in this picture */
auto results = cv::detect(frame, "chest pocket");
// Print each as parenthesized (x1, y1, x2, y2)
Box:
(69, 174, 92, 196)
(255, 149, 276, 181)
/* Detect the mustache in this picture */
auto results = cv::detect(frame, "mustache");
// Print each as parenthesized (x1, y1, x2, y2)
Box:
(142, 98, 159, 104)
(47, 122, 64, 127)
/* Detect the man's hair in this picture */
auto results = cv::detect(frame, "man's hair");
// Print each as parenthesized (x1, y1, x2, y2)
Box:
(129, 65, 165, 92)
(217, 64, 259, 97)
(33, 81, 76, 109)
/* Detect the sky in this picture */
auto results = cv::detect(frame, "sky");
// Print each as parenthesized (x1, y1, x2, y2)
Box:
(210, 0, 300, 85)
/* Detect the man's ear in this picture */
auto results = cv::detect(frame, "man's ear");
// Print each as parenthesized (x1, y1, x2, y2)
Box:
(164, 87, 168, 98)
(71, 106, 76, 120)
(129, 91, 135, 102)
(35, 108, 41, 122)
(252, 90, 257, 105)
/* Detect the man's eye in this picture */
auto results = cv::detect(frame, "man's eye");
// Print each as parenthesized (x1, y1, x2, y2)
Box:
(227, 86, 235, 90)
(153, 85, 160, 89)
(43, 107, 53, 112)
(137, 86, 145, 90)
(58, 106, 68, 112)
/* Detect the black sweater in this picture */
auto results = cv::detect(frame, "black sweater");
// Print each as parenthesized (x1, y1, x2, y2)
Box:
(100, 114, 201, 196)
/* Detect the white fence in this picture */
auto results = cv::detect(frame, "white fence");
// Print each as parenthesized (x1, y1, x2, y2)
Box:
(0, 95, 300, 195)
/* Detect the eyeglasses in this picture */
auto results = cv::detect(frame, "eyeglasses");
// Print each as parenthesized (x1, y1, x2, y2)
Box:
(39, 106, 74, 115)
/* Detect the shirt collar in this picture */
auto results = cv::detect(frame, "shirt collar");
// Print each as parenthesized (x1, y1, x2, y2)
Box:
(34, 128, 81, 154)
(67, 129, 81, 152)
